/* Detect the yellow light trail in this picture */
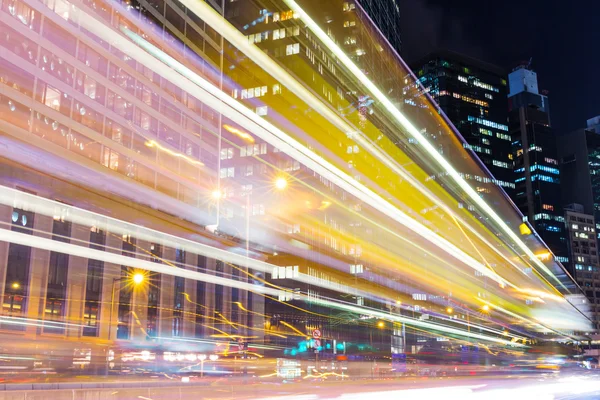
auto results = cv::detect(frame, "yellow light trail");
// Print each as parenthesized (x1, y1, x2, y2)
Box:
(169, 0, 574, 308)
(281, 0, 566, 289)
(144, 139, 204, 166)
(120, 23, 515, 291)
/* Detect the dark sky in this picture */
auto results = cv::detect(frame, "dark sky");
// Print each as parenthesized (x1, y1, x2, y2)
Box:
(398, 0, 600, 134)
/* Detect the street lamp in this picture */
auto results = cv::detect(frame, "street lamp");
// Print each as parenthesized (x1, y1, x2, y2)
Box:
(11, 282, 20, 290)
(198, 354, 207, 377)
(446, 307, 453, 314)
(132, 273, 144, 285)
(274, 177, 288, 191)
(108, 273, 145, 341)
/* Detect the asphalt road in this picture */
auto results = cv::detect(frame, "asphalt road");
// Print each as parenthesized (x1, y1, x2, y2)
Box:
(2, 372, 600, 399)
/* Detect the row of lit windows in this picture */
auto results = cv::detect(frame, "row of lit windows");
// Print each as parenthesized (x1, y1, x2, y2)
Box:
(273, 26, 301, 40)
(451, 92, 488, 107)
(457, 75, 499, 93)
(534, 213, 565, 222)
(233, 84, 282, 99)
(531, 174, 560, 184)
(492, 160, 510, 168)
(432, 170, 515, 189)
(342, 2, 356, 11)
(530, 165, 560, 175)
(463, 143, 491, 155)
(272, 265, 299, 279)
(240, 143, 268, 157)
(467, 116, 508, 131)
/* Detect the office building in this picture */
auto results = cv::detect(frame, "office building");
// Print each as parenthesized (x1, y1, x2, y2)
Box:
(558, 122, 600, 332)
(0, 0, 592, 372)
(509, 65, 568, 264)
(357, 0, 402, 55)
(564, 205, 600, 331)
(411, 51, 514, 195)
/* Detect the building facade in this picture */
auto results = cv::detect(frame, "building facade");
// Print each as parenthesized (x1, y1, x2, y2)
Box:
(356, 0, 401, 55)
(508, 65, 568, 264)
(564, 205, 600, 331)
(410, 51, 514, 196)
(0, 0, 593, 373)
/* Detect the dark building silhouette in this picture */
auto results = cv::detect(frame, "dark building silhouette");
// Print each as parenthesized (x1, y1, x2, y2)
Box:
(509, 65, 568, 264)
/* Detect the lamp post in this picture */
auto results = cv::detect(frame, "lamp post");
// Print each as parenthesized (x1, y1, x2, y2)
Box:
(198, 354, 207, 377)
(108, 273, 145, 341)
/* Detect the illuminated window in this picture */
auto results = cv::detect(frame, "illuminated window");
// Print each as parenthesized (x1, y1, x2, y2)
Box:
(493, 160, 510, 168)
(272, 265, 299, 279)
(350, 264, 363, 274)
(256, 106, 268, 116)
(286, 43, 300, 55)
(542, 204, 554, 211)
(342, 2, 356, 11)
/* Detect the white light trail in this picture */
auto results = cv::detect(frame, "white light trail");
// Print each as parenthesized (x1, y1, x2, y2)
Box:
(0, 227, 523, 344)
(281, 0, 564, 288)
(21, 5, 588, 333)
(115, 20, 514, 290)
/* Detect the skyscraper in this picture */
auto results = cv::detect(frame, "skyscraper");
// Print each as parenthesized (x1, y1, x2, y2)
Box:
(411, 51, 514, 194)
(559, 122, 600, 331)
(509, 65, 567, 264)
(356, 0, 402, 54)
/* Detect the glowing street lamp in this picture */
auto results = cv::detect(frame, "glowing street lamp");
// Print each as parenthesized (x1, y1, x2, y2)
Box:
(274, 177, 288, 191)
(482, 304, 490, 312)
(109, 273, 146, 340)
(209, 354, 219, 361)
(377, 321, 385, 328)
(11, 282, 20, 290)
(446, 307, 453, 314)
(211, 190, 222, 200)
(132, 273, 145, 285)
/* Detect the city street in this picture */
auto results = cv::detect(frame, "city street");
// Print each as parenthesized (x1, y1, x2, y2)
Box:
(1, 373, 600, 400)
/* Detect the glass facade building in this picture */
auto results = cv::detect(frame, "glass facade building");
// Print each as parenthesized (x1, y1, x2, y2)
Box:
(0, 0, 592, 373)
(508, 65, 568, 265)
(356, 0, 401, 55)
(410, 51, 514, 197)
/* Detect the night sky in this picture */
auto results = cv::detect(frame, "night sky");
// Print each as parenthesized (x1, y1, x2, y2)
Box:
(399, 0, 600, 134)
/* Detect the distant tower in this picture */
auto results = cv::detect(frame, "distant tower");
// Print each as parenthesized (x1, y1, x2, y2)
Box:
(509, 64, 567, 264)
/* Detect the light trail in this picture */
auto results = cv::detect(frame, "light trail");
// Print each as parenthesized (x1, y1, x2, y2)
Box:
(281, 0, 566, 289)
(174, 0, 546, 293)
(117, 22, 516, 290)
(0, 1, 589, 338)
(0, 225, 542, 344)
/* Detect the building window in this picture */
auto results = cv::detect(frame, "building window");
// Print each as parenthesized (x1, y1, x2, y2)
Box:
(272, 265, 299, 279)
(285, 43, 300, 55)
(256, 106, 268, 116)
(173, 276, 185, 337)
(350, 264, 363, 274)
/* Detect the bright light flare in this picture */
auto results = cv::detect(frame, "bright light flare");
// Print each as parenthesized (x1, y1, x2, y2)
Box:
(275, 177, 288, 190)
(132, 273, 145, 285)
(223, 124, 255, 143)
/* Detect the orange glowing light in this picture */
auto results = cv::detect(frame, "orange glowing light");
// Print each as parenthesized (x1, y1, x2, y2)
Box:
(223, 124, 254, 143)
